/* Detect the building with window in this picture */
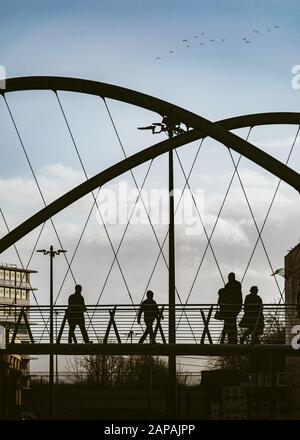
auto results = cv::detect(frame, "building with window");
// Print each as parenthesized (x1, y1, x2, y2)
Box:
(0, 263, 37, 305)
(0, 263, 37, 332)
(201, 366, 288, 420)
(0, 263, 37, 420)
(285, 242, 300, 419)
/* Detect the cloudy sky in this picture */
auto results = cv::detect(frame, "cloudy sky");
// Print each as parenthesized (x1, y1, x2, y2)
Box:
(0, 1, 300, 371)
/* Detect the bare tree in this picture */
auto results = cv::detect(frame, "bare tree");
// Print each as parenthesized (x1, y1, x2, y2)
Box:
(65, 354, 185, 387)
(209, 312, 285, 371)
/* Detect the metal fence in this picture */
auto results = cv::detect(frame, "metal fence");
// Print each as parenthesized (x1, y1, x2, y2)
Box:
(0, 303, 294, 345)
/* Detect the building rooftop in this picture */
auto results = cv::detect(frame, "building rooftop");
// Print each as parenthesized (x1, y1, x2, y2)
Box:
(285, 242, 300, 257)
(0, 263, 38, 274)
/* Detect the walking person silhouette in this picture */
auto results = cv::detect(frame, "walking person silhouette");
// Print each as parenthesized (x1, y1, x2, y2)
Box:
(215, 287, 228, 343)
(222, 272, 243, 344)
(137, 290, 161, 344)
(239, 286, 264, 344)
(67, 285, 92, 343)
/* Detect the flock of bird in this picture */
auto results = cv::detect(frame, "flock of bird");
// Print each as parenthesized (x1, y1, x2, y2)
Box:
(155, 25, 280, 60)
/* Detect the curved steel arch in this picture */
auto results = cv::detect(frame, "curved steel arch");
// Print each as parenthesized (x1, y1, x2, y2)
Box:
(0, 114, 299, 254)
(0, 77, 299, 252)
(2, 76, 300, 189)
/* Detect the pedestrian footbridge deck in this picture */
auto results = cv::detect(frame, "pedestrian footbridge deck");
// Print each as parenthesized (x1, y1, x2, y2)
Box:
(0, 303, 297, 356)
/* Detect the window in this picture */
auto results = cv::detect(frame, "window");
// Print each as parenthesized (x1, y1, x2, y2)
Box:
(257, 373, 271, 387)
(10, 271, 15, 283)
(0, 287, 4, 298)
(20, 273, 27, 285)
(10, 288, 16, 299)
(16, 289, 21, 300)
(21, 290, 27, 300)
(276, 372, 288, 387)
(2, 306, 11, 316)
(0, 269, 4, 280)
(4, 271, 10, 281)
(5, 288, 10, 298)
(15, 271, 20, 282)
(14, 306, 22, 316)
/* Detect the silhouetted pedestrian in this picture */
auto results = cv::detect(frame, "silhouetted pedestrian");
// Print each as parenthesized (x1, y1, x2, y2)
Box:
(222, 272, 242, 344)
(137, 290, 161, 344)
(67, 285, 91, 343)
(214, 287, 229, 344)
(239, 286, 264, 344)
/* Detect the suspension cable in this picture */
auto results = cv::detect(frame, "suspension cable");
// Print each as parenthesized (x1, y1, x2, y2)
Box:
(175, 149, 225, 283)
(178, 127, 253, 313)
(131, 138, 206, 307)
(55, 91, 135, 309)
(53, 187, 101, 305)
(91, 160, 154, 306)
(85, 160, 154, 335)
(2, 94, 76, 283)
(241, 124, 300, 324)
(103, 98, 198, 342)
(0, 209, 49, 335)
(242, 125, 300, 290)
(227, 148, 284, 300)
(103, 98, 173, 275)
(125, 139, 206, 342)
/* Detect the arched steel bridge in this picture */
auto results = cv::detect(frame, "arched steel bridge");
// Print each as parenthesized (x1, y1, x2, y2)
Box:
(0, 76, 299, 359)
(0, 76, 299, 252)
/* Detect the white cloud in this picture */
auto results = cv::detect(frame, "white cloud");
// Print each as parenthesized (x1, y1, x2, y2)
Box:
(0, 177, 40, 208)
(0, 163, 91, 227)
(0, 161, 298, 313)
(253, 135, 300, 150)
(205, 214, 250, 246)
(39, 163, 85, 203)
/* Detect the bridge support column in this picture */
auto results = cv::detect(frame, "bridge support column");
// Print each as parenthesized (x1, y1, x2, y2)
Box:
(168, 147, 177, 418)
(49, 247, 54, 421)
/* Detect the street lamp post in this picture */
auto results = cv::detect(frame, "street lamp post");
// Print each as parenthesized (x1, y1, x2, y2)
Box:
(37, 245, 66, 420)
(55, 310, 59, 385)
(138, 117, 188, 418)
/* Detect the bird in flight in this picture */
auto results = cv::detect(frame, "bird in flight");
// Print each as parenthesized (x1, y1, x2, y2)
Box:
(155, 23, 280, 61)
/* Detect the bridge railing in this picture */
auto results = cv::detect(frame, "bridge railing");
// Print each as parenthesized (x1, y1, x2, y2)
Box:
(0, 303, 295, 345)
